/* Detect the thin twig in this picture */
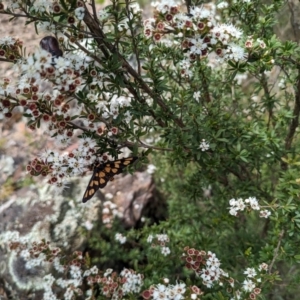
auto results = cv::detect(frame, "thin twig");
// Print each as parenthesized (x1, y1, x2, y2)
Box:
(282, 66, 300, 170)
(124, 0, 141, 75)
(90, 0, 99, 26)
(83, 5, 184, 128)
(268, 230, 284, 275)
(122, 140, 173, 151)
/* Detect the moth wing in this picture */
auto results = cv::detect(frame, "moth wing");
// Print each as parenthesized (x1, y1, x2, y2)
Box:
(82, 157, 138, 203)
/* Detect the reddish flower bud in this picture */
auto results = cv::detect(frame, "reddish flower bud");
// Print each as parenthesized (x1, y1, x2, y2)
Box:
(31, 85, 39, 93)
(154, 33, 161, 41)
(54, 98, 62, 106)
(32, 110, 40, 117)
(69, 84, 76, 92)
(31, 94, 39, 101)
(2, 99, 11, 107)
(197, 22, 205, 30)
(4, 112, 12, 118)
(88, 113, 95, 121)
(23, 87, 30, 94)
(216, 48, 223, 55)
(50, 177, 58, 183)
(58, 121, 66, 128)
(35, 164, 42, 172)
(165, 14, 173, 21)
(170, 6, 178, 14)
(53, 3, 61, 13)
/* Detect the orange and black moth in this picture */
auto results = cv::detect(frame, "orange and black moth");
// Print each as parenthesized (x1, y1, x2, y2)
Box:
(82, 157, 138, 203)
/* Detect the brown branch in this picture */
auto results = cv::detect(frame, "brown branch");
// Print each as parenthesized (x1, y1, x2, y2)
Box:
(121, 140, 173, 152)
(83, 4, 184, 129)
(90, 0, 99, 26)
(199, 67, 211, 103)
(268, 230, 284, 275)
(282, 66, 300, 170)
(125, 0, 141, 75)
(260, 73, 274, 129)
(184, 0, 192, 14)
(68, 121, 172, 151)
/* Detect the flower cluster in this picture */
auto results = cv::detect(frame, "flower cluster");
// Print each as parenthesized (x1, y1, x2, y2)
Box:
(25, 138, 100, 194)
(182, 247, 232, 288)
(120, 268, 144, 295)
(0, 36, 23, 62)
(0, 230, 271, 300)
(84, 268, 143, 299)
(1, 231, 61, 266)
(147, 233, 171, 256)
(142, 282, 186, 300)
(142, 281, 203, 300)
(102, 200, 124, 226)
(232, 263, 268, 300)
(0, 37, 138, 195)
(1, 231, 146, 300)
(228, 197, 271, 218)
(0, 32, 137, 194)
(1, 0, 85, 25)
(144, 0, 246, 77)
(115, 233, 127, 244)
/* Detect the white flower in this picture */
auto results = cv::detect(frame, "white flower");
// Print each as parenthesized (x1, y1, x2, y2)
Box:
(104, 268, 113, 277)
(70, 265, 82, 280)
(163, 278, 169, 284)
(84, 220, 94, 230)
(43, 290, 58, 300)
(98, 8, 109, 20)
(53, 257, 64, 273)
(258, 263, 268, 271)
(226, 43, 246, 61)
(161, 246, 171, 256)
(0, 36, 15, 46)
(115, 233, 127, 244)
(217, 2, 229, 9)
(242, 279, 255, 292)
(152, 284, 167, 299)
(229, 207, 238, 216)
(244, 268, 257, 278)
(147, 164, 157, 174)
(199, 139, 210, 151)
(90, 266, 99, 274)
(37, 21, 56, 34)
(75, 7, 85, 20)
(156, 234, 169, 242)
(53, 56, 70, 73)
(235, 198, 246, 211)
(120, 269, 143, 294)
(147, 235, 154, 243)
(43, 274, 56, 287)
(246, 197, 260, 210)
(260, 210, 271, 218)
(193, 91, 201, 102)
(229, 198, 237, 206)
(189, 37, 207, 55)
